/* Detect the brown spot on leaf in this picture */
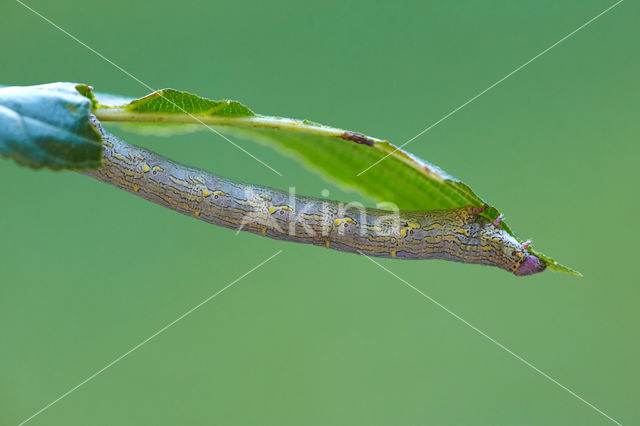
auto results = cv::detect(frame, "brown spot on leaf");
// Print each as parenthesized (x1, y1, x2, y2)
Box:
(340, 131, 374, 146)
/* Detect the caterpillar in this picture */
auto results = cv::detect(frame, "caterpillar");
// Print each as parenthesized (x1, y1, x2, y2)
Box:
(83, 118, 545, 276)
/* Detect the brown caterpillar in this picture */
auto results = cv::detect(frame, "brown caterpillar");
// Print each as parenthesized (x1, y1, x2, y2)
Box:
(83, 119, 545, 276)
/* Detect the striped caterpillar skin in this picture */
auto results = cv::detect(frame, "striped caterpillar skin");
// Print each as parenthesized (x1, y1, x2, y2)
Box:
(83, 119, 545, 276)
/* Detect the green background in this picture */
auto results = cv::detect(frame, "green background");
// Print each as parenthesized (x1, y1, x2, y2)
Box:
(1, 0, 638, 424)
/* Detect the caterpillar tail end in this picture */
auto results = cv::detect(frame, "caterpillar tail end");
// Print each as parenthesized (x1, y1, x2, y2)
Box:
(514, 254, 547, 276)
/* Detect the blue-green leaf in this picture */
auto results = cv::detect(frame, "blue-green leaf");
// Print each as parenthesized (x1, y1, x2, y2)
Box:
(0, 82, 102, 170)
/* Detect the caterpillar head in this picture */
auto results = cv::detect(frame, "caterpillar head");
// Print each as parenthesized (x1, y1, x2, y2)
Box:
(514, 254, 546, 276)
(470, 211, 547, 277)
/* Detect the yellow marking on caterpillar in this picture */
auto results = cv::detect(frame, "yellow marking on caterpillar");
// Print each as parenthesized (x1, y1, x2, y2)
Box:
(422, 223, 444, 231)
(401, 222, 421, 237)
(111, 151, 133, 164)
(133, 185, 140, 192)
(102, 140, 113, 148)
(355, 243, 390, 254)
(334, 217, 357, 226)
(120, 168, 143, 178)
(360, 233, 394, 244)
(169, 176, 195, 188)
(212, 190, 229, 198)
(203, 189, 212, 198)
(362, 224, 381, 232)
(235, 199, 255, 206)
(269, 205, 292, 215)
(194, 211, 200, 217)
(152, 166, 164, 174)
(325, 239, 330, 247)
(455, 227, 470, 236)
(391, 250, 397, 258)
(166, 186, 199, 201)
(116, 177, 130, 187)
(142, 164, 150, 173)
(261, 227, 267, 235)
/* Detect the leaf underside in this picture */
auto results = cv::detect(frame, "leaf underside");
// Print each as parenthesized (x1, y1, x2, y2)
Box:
(0, 83, 102, 170)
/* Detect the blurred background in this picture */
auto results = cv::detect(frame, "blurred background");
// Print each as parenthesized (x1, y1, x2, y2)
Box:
(1, 0, 638, 424)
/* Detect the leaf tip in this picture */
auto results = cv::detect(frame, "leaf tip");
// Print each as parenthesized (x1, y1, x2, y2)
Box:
(75, 84, 98, 110)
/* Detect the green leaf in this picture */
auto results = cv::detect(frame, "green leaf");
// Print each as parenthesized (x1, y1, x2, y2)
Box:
(125, 88, 255, 116)
(90, 87, 578, 276)
(0, 83, 102, 170)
